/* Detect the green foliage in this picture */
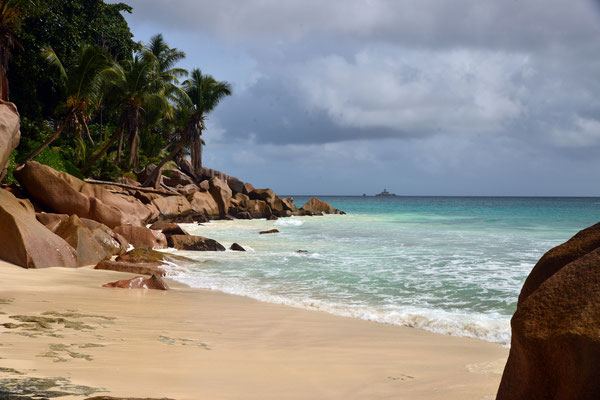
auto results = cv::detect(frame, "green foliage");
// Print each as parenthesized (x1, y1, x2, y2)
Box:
(4, 152, 18, 184)
(34, 146, 84, 179)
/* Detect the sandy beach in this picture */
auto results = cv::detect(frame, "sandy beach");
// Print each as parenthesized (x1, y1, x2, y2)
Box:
(0, 260, 507, 400)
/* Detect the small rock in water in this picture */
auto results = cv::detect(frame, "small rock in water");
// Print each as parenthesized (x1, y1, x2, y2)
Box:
(259, 229, 280, 235)
(103, 275, 169, 290)
(267, 214, 278, 220)
(296, 250, 309, 254)
(230, 243, 246, 251)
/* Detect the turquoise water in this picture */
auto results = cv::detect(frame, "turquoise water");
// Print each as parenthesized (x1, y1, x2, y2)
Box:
(168, 196, 600, 344)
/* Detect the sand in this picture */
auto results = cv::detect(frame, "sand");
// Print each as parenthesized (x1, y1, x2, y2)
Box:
(0, 260, 507, 399)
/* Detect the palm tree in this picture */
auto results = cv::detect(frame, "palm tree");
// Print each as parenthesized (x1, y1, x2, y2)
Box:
(0, 0, 38, 100)
(21, 43, 115, 164)
(81, 36, 186, 173)
(143, 69, 232, 188)
(184, 68, 232, 177)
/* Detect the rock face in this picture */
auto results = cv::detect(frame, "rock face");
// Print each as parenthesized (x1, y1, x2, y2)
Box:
(103, 275, 169, 290)
(54, 215, 112, 266)
(151, 195, 193, 219)
(0, 100, 20, 180)
(496, 222, 600, 400)
(167, 235, 226, 251)
(189, 191, 219, 217)
(208, 177, 232, 217)
(116, 248, 193, 264)
(113, 225, 167, 249)
(301, 197, 337, 214)
(0, 189, 78, 269)
(162, 168, 195, 187)
(15, 161, 151, 228)
(149, 220, 186, 236)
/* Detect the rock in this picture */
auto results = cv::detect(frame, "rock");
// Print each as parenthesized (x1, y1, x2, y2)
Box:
(175, 183, 199, 196)
(281, 197, 297, 212)
(36, 212, 69, 232)
(242, 182, 255, 195)
(246, 199, 272, 219)
(103, 275, 169, 290)
(151, 195, 193, 219)
(189, 191, 219, 217)
(267, 214, 278, 220)
(249, 188, 276, 206)
(496, 222, 600, 400)
(15, 161, 152, 227)
(136, 164, 159, 184)
(116, 248, 193, 264)
(0, 189, 78, 269)
(297, 250, 309, 254)
(208, 177, 232, 217)
(95, 260, 168, 277)
(54, 214, 112, 266)
(162, 168, 196, 187)
(0, 100, 20, 181)
(133, 190, 163, 205)
(80, 218, 129, 256)
(117, 176, 140, 187)
(234, 211, 251, 219)
(198, 180, 210, 191)
(167, 234, 226, 251)
(114, 225, 167, 249)
(165, 213, 208, 224)
(259, 229, 279, 235)
(301, 197, 337, 214)
(227, 177, 245, 194)
(85, 396, 175, 400)
(230, 243, 245, 251)
(149, 220, 187, 236)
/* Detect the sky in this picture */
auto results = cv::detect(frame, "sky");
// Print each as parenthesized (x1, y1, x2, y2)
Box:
(115, 0, 600, 196)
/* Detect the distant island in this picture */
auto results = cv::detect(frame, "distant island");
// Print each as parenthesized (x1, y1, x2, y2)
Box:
(375, 189, 397, 197)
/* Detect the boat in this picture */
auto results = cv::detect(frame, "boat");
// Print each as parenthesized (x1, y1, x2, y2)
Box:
(375, 189, 396, 197)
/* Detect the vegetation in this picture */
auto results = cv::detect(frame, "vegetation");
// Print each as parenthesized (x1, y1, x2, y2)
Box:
(2, 0, 232, 185)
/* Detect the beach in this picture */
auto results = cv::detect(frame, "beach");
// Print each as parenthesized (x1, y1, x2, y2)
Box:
(0, 259, 507, 399)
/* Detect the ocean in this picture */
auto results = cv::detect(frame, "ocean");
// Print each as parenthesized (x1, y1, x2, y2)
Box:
(166, 196, 600, 345)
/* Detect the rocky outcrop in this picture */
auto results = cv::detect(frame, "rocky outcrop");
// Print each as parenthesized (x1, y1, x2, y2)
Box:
(230, 243, 245, 251)
(151, 195, 193, 219)
(208, 177, 232, 217)
(103, 275, 169, 290)
(149, 220, 187, 236)
(301, 197, 338, 214)
(246, 199, 272, 219)
(0, 189, 78, 269)
(167, 235, 226, 251)
(162, 168, 195, 187)
(189, 191, 219, 217)
(113, 225, 167, 249)
(54, 215, 112, 266)
(15, 162, 152, 228)
(0, 100, 20, 181)
(497, 222, 600, 400)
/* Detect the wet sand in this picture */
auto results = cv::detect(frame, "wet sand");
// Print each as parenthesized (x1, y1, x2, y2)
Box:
(0, 260, 507, 399)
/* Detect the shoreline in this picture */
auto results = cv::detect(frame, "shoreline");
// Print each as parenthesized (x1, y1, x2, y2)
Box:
(0, 259, 507, 400)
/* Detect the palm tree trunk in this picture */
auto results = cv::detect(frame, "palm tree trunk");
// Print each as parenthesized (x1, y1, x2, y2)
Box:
(128, 127, 139, 169)
(81, 124, 123, 174)
(82, 119, 94, 146)
(116, 127, 124, 165)
(191, 137, 203, 178)
(143, 141, 187, 189)
(0, 66, 8, 102)
(20, 120, 68, 165)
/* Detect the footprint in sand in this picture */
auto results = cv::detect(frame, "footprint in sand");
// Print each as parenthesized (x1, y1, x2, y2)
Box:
(387, 374, 414, 381)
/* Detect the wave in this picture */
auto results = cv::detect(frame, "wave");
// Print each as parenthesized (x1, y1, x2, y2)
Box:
(274, 218, 304, 226)
(171, 272, 511, 345)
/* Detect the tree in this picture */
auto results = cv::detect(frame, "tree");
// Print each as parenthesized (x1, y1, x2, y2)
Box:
(0, 0, 39, 100)
(142, 69, 232, 188)
(183, 68, 231, 177)
(20, 43, 115, 164)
